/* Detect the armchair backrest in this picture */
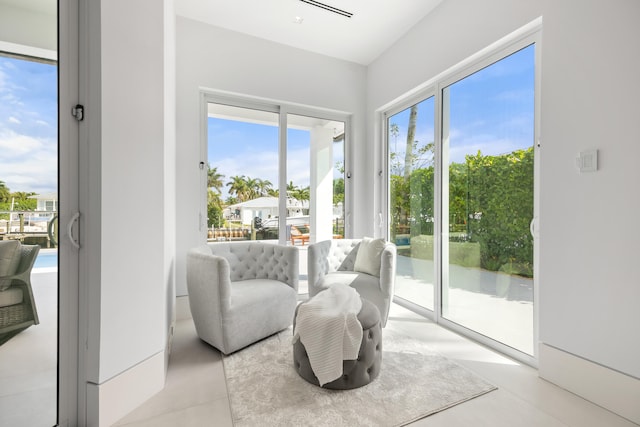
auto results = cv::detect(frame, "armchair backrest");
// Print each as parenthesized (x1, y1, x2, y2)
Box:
(309, 239, 361, 275)
(308, 238, 396, 282)
(307, 239, 396, 326)
(0, 242, 39, 291)
(206, 241, 299, 289)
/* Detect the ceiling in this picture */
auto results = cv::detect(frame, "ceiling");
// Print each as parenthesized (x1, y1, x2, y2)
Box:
(0, 0, 443, 65)
(0, 0, 55, 16)
(175, 0, 443, 65)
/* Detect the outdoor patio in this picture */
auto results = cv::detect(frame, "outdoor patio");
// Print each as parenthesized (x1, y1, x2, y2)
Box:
(394, 254, 534, 355)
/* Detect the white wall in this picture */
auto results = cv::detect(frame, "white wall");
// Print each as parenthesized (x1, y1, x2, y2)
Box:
(81, 0, 176, 422)
(537, 0, 640, 379)
(98, 0, 167, 383)
(175, 17, 367, 295)
(367, 0, 640, 417)
(163, 0, 177, 372)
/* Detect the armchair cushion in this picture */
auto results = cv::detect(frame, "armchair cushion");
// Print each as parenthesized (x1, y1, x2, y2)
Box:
(353, 237, 385, 277)
(0, 287, 23, 308)
(0, 240, 22, 291)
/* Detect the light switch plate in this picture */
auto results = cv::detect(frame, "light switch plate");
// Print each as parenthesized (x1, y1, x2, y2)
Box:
(577, 149, 598, 172)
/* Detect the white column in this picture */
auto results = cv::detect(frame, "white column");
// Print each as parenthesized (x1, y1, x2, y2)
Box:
(310, 126, 334, 243)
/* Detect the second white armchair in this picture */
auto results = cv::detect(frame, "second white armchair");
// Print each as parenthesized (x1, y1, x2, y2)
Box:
(307, 238, 396, 327)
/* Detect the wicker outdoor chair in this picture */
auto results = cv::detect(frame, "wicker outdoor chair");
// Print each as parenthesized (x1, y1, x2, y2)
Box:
(0, 242, 40, 343)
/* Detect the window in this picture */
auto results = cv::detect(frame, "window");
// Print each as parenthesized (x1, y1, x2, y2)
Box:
(203, 94, 349, 294)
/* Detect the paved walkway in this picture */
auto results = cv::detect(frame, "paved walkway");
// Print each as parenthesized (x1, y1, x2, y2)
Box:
(395, 255, 534, 355)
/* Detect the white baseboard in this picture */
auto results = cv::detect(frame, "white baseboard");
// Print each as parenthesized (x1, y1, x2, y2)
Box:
(539, 343, 640, 425)
(86, 351, 166, 427)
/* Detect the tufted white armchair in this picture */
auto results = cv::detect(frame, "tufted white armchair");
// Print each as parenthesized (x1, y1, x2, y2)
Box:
(186, 241, 299, 355)
(307, 239, 396, 327)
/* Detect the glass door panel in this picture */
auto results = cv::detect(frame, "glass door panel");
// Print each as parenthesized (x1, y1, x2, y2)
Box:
(0, 54, 58, 426)
(206, 104, 279, 242)
(441, 45, 535, 354)
(388, 97, 435, 310)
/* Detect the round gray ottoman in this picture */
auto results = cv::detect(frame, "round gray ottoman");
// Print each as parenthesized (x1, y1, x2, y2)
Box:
(292, 298, 382, 389)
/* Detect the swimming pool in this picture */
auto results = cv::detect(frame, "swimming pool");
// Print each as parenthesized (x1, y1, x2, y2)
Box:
(34, 250, 58, 270)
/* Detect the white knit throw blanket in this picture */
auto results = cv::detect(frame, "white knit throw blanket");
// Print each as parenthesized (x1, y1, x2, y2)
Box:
(293, 285, 363, 386)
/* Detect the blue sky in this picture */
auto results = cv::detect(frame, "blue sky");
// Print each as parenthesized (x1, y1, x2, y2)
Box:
(389, 44, 534, 167)
(0, 55, 57, 195)
(209, 45, 534, 197)
(208, 117, 344, 199)
(0, 44, 532, 199)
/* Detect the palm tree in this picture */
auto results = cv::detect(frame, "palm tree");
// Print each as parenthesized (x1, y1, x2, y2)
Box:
(244, 177, 260, 200)
(293, 186, 310, 201)
(207, 165, 225, 194)
(0, 180, 10, 203)
(287, 181, 310, 202)
(404, 104, 418, 182)
(255, 178, 273, 197)
(226, 175, 250, 201)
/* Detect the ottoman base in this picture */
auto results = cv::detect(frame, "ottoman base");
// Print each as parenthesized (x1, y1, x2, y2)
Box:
(292, 298, 382, 390)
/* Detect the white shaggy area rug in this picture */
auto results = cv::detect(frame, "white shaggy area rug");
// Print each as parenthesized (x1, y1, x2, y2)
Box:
(223, 327, 496, 426)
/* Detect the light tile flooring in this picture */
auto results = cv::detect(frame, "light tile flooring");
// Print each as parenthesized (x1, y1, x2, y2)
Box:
(2, 263, 637, 426)
(113, 296, 637, 427)
(0, 270, 57, 427)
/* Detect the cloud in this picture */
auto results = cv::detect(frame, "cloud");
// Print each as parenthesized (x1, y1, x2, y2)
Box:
(0, 58, 58, 195)
(0, 129, 57, 193)
(446, 129, 531, 164)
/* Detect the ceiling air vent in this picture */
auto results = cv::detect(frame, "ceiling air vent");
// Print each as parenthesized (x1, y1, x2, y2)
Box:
(299, 0, 354, 18)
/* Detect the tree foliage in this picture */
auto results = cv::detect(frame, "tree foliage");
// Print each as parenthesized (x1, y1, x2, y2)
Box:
(0, 182, 38, 220)
(464, 148, 534, 276)
(390, 147, 534, 276)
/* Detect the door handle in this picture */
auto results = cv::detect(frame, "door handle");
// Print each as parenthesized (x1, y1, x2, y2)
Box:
(67, 212, 80, 249)
(529, 217, 536, 238)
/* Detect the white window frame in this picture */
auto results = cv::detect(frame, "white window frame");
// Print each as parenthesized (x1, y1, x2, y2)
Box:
(200, 90, 353, 242)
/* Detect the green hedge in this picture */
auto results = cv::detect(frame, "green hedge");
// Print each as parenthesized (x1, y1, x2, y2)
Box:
(391, 147, 533, 277)
(409, 235, 480, 268)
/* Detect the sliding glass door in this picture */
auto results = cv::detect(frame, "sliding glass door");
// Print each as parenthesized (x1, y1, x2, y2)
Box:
(0, 53, 58, 426)
(387, 41, 537, 358)
(441, 45, 535, 355)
